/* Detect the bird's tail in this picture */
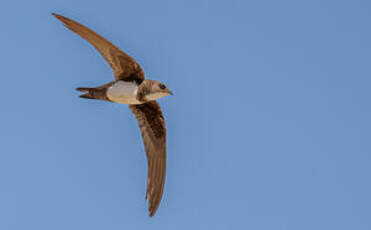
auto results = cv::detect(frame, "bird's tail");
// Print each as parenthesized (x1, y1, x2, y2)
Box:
(76, 87, 109, 100)
(76, 87, 91, 93)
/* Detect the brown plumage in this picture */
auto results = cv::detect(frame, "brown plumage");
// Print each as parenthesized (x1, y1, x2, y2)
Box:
(53, 13, 169, 217)
(52, 13, 144, 81)
(130, 102, 166, 217)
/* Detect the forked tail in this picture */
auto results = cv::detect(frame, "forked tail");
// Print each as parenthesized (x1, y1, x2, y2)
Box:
(76, 87, 109, 100)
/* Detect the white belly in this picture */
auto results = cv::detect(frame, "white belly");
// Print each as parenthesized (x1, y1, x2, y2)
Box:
(106, 81, 142, 104)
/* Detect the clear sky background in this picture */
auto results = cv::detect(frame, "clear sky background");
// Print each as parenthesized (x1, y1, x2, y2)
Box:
(0, 0, 370, 229)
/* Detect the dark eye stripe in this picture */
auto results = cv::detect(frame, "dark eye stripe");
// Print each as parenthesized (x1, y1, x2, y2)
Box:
(159, 84, 166, 90)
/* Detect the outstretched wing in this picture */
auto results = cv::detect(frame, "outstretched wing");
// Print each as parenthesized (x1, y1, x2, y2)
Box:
(53, 13, 145, 80)
(129, 101, 166, 217)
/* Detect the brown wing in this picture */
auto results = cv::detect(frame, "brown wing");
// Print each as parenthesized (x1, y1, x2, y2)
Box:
(129, 101, 166, 217)
(52, 13, 145, 80)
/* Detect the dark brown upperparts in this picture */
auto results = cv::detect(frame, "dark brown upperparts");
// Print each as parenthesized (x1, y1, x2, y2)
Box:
(129, 101, 167, 217)
(53, 13, 145, 81)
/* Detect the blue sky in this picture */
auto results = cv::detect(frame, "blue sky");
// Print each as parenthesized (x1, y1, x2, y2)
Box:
(0, 0, 370, 229)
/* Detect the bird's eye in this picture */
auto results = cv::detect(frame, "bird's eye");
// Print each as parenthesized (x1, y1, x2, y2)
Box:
(159, 84, 166, 90)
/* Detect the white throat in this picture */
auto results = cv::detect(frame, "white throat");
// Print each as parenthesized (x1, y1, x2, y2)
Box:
(145, 92, 168, 101)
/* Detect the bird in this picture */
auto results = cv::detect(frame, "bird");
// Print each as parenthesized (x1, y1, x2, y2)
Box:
(52, 13, 173, 217)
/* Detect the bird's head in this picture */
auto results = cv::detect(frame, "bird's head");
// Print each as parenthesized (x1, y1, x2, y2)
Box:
(144, 80, 173, 101)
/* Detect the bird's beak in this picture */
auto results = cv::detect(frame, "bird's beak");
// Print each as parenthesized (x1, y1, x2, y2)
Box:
(167, 90, 174, 95)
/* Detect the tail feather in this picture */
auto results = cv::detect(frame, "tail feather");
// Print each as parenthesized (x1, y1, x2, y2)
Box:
(79, 93, 96, 99)
(76, 86, 109, 101)
(76, 87, 92, 93)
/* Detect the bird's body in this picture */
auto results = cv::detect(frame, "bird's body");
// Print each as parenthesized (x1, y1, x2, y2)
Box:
(107, 80, 141, 104)
(53, 13, 172, 217)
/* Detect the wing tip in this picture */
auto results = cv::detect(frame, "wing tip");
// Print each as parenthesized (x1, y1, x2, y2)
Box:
(51, 12, 71, 26)
(51, 12, 62, 19)
(147, 196, 162, 218)
(148, 205, 158, 217)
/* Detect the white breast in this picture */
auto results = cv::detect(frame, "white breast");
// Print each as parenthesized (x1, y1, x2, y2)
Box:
(106, 81, 142, 104)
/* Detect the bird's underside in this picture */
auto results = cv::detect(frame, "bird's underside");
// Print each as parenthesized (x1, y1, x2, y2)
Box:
(53, 13, 168, 217)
